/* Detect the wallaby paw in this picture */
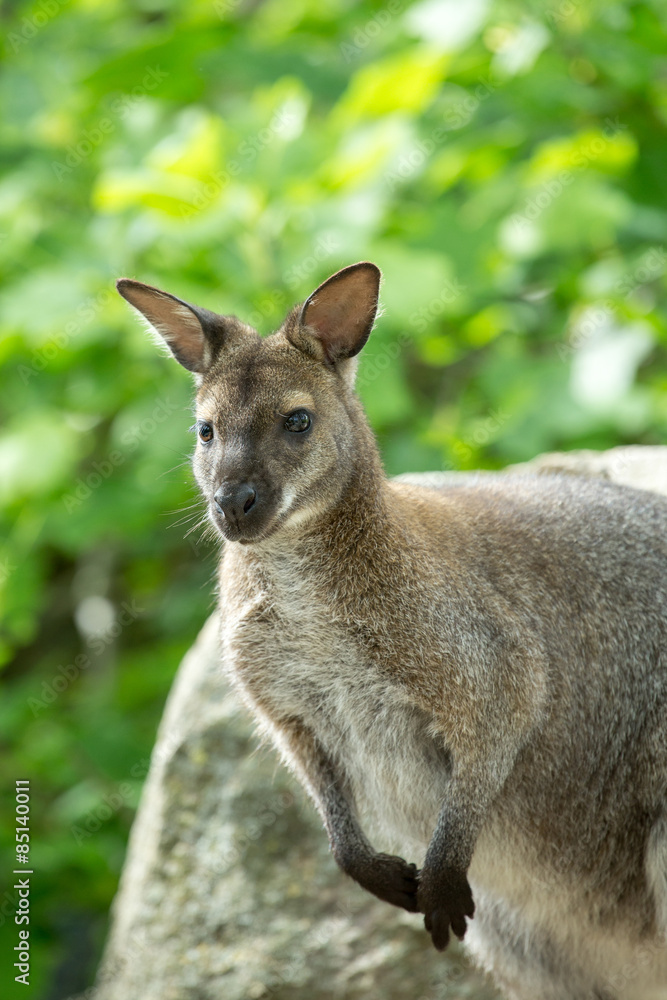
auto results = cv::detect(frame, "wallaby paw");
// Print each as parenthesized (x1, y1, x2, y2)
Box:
(417, 867, 475, 951)
(356, 852, 420, 912)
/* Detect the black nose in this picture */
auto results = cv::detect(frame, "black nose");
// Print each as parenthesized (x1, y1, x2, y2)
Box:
(214, 483, 257, 524)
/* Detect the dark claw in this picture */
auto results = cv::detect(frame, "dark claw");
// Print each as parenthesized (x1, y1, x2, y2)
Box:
(429, 909, 450, 951)
(450, 912, 467, 940)
(349, 852, 420, 912)
(417, 866, 475, 951)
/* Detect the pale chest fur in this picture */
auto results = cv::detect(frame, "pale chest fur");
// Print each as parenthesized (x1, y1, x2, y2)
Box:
(218, 545, 449, 858)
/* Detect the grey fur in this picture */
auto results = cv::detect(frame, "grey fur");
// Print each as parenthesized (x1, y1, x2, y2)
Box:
(119, 264, 667, 999)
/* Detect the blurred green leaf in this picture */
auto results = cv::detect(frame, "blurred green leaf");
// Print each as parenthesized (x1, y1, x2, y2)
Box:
(1, 0, 667, 996)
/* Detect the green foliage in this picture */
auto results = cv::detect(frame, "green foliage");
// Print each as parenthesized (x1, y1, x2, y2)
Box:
(1, 0, 666, 995)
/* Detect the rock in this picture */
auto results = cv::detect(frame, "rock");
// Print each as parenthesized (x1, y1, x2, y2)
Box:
(94, 447, 667, 1000)
(516, 444, 667, 496)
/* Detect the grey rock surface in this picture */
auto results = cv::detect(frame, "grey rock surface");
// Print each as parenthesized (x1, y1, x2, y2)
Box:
(94, 447, 667, 1000)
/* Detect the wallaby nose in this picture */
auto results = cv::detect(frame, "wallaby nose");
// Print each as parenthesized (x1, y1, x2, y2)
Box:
(214, 483, 257, 523)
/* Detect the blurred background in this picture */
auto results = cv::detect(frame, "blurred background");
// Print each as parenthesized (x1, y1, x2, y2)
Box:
(1, 0, 666, 995)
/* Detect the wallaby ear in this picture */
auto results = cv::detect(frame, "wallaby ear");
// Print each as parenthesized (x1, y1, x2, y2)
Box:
(116, 278, 222, 373)
(294, 262, 381, 365)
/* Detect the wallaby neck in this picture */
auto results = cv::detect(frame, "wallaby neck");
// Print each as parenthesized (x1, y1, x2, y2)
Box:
(317, 441, 391, 564)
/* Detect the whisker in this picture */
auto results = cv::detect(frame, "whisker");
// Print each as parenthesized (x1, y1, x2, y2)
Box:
(184, 515, 211, 539)
(157, 456, 193, 479)
(170, 515, 205, 530)
(168, 504, 207, 525)
(164, 501, 205, 516)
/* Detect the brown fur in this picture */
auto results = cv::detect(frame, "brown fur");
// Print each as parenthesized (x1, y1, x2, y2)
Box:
(118, 264, 667, 999)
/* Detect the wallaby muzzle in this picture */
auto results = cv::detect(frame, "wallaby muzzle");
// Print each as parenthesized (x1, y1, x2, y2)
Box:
(214, 482, 257, 524)
(210, 466, 279, 542)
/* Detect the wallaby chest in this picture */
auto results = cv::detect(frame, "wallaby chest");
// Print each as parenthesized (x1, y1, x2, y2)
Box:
(218, 546, 449, 853)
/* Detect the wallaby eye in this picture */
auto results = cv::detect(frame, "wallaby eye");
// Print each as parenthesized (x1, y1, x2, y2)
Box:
(198, 422, 214, 443)
(284, 410, 311, 434)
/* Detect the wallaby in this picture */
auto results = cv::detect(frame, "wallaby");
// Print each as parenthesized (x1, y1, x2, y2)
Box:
(117, 263, 667, 1000)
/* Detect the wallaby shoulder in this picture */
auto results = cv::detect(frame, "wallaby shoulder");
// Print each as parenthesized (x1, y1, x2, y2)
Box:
(388, 470, 667, 597)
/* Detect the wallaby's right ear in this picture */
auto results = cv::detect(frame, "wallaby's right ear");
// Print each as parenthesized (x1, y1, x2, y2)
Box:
(116, 279, 223, 373)
(293, 262, 381, 366)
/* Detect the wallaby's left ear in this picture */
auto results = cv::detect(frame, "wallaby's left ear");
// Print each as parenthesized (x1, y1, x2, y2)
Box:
(292, 262, 381, 365)
(116, 278, 226, 373)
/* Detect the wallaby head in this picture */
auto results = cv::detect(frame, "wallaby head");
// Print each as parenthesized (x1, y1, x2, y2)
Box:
(117, 263, 381, 544)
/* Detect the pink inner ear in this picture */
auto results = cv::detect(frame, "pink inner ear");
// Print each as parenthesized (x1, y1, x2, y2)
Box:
(307, 294, 369, 343)
(130, 289, 202, 342)
(152, 300, 205, 355)
(117, 280, 208, 371)
(302, 265, 379, 360)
